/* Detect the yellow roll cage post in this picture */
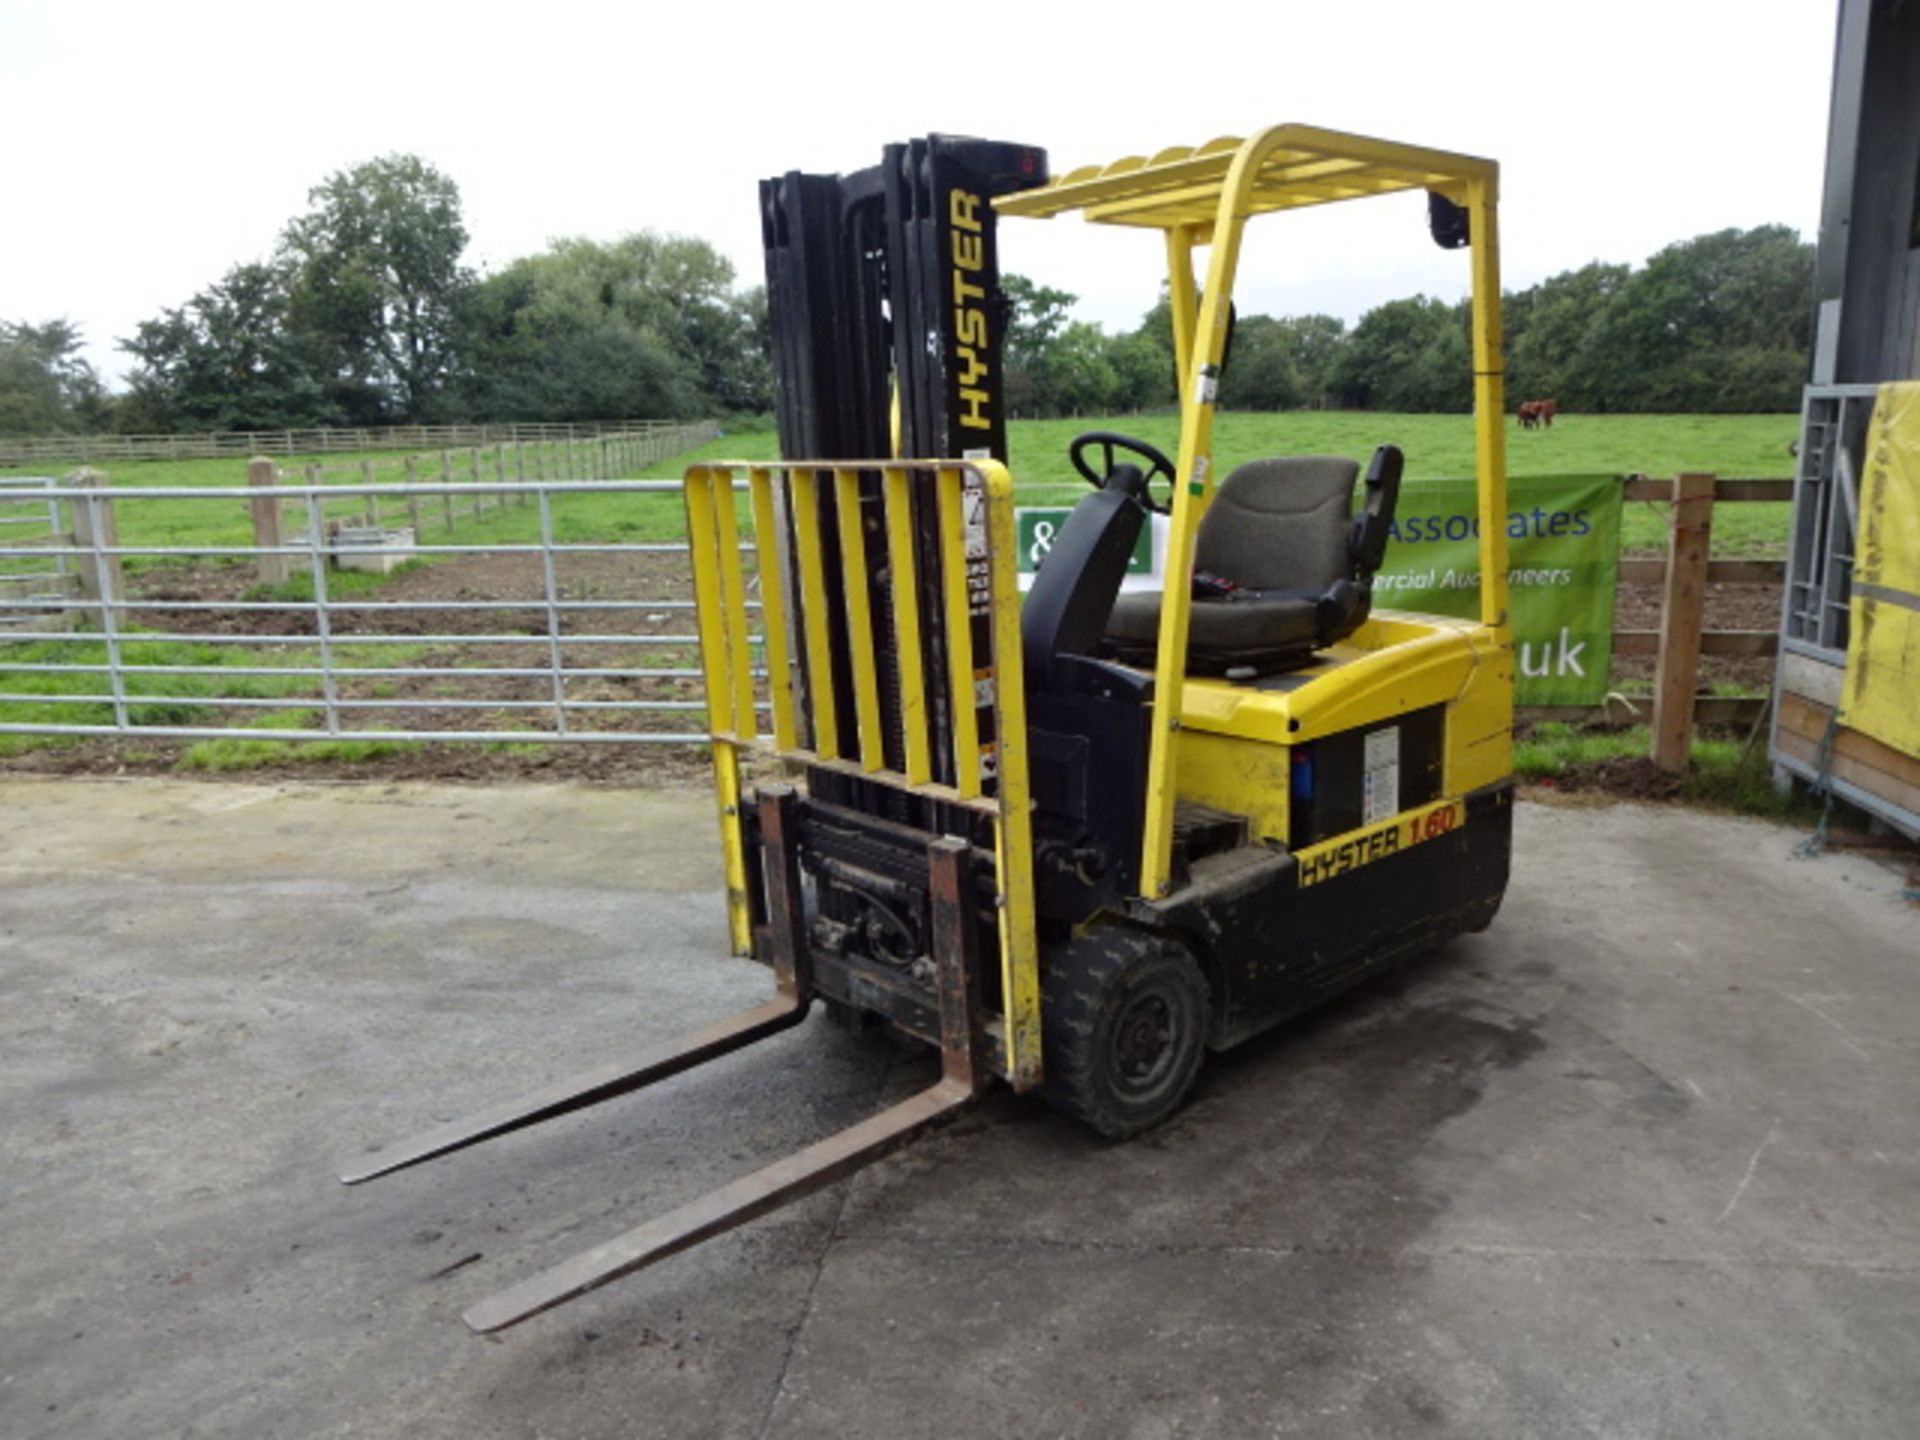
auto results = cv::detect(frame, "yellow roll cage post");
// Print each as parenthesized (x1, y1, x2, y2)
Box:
(996, 125, 1511, 898)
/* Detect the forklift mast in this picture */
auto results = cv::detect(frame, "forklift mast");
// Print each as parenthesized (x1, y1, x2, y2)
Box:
(757, 137, 1047, 791)
(759, 135, 1047, 463)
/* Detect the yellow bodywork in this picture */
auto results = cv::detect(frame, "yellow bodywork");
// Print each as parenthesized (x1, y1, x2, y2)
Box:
(683, 460, 1043, 1090)
(1173, 613, 1513, 846)
(999, 125, 1513, 896)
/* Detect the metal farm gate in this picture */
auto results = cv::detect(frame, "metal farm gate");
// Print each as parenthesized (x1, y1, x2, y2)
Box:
(0, 473, 757, 747)
(0, 477, 75, 632)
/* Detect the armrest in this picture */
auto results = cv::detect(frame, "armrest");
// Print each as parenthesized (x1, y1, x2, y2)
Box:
(1349, 444, 1404, 578)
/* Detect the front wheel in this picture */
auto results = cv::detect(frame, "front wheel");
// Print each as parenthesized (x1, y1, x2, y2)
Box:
(1039, 927, 1209, 1139)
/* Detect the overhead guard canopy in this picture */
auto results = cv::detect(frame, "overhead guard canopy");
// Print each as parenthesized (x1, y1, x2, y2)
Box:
(994, 123, 1509, 901)
(993, 125, 1494, 233)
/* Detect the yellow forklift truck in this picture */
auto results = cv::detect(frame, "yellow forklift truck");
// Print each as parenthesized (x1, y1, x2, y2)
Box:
(343, 125, 1515, 1332)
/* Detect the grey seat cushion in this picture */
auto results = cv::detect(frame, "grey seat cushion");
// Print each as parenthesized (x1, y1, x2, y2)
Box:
(1108, 588, 1320, 654)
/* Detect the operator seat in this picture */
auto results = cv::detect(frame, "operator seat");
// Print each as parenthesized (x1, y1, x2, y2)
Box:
(1105, 445, 1403, 676)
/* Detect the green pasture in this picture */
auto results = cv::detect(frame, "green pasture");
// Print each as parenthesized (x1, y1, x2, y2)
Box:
(685, 411, 1800, 554)
(3, 413, 1797, 562)
(0, 632, 439, 758)
(0, 437, 658, 564)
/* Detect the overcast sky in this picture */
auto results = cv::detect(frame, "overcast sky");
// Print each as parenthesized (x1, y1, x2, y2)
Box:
(1, 0, 1836, 387)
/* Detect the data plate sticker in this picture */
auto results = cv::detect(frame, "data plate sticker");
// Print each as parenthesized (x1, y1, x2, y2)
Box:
(1362, 726, 1400, 826)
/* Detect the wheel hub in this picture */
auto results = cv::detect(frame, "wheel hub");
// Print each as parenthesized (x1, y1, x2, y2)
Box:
(1113, 993, 1175, 1087)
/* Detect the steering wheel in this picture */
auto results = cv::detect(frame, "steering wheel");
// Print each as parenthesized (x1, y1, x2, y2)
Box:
(1068, 430, 1177, 514)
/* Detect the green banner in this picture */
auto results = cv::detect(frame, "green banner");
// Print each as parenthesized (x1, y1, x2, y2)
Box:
(1375, 474, 1622, 706)
(1016, 507, 1152, 575)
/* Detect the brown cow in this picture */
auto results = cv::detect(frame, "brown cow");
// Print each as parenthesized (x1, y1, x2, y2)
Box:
(1516, 398, 1558, 429)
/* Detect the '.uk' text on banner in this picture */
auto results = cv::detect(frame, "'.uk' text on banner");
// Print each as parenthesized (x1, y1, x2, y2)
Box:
(1374, 474, 1623, 706)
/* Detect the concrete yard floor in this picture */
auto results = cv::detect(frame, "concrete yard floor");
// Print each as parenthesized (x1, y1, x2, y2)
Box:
(1, 777, 1916, 1440)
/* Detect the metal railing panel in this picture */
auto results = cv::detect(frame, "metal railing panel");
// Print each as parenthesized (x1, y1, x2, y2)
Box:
(0, 474, 748, 745)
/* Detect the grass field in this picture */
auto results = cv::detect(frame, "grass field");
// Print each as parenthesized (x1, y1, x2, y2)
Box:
(0, 631, 440, 758)
(0, 439, 661, 562)
(685, 411, 1800, 554)
(688, 411, 1801, 487)
(4, 412, 1798, 558)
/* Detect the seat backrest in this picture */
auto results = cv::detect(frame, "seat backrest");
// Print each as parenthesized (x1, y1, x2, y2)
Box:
(1193, 456, 1359, 592)
(1020, 464, 1151, 692)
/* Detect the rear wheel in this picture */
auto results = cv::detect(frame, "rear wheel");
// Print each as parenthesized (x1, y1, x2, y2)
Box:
(1039, 927, 1208, 1139)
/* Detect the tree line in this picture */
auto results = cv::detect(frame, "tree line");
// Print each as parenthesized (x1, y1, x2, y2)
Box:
(1, 154, 772, 437)
(0, 150, 1812, 438)
(1001, 223, 1813, 418)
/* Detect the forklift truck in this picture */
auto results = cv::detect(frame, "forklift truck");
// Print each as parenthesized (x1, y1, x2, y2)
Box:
(343, 125, 1515, 1332)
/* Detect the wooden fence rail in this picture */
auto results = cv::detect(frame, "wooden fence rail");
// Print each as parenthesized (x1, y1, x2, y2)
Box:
(1619, 473, 1795, 771)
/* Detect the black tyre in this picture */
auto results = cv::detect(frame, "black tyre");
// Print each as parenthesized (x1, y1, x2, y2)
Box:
(1465, 892, 1504, 934)
(1039, 926, 1209, 1139)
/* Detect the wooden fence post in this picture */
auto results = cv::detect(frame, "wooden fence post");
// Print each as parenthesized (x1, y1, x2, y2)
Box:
(469, 447, 484, 518)
(440, 449, 455, 532)
(1650, 472, 1716, 773)
(404, 455, 421, 536)
(361, 458, 378, 528)
(303, 463, 322, 554)
(68, 467, 125, 629)
(247, 456, 289, 587)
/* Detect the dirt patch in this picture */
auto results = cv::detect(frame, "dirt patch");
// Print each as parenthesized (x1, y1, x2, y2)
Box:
(0, 735, 721, 786)
(1536, 755, 1686, 802)
(7, 550, 722, 785)
(131, 549, 700, 638)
